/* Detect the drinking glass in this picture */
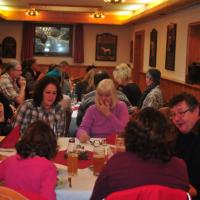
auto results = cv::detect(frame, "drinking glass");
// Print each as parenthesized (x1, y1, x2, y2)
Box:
(67, 152, 78, 176)
(93, 146, 105, 176)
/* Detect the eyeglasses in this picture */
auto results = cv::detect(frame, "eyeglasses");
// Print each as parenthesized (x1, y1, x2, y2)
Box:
(170, 108, 191, 119)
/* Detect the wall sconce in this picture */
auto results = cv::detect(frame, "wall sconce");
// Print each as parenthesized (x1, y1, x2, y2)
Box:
(104, 0, 125, 3)
(25, 8, 39, 16)
(90, 11, 105, 19)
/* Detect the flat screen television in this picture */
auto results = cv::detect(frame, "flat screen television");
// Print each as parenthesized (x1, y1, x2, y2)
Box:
(34, 24, 73, 56)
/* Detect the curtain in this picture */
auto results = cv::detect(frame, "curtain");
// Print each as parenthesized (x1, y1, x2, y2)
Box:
(74, 24, 84, 63)
(21, 22, 35, 61)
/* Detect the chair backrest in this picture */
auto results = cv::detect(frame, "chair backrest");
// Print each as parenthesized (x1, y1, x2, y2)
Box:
(0, 186, 28, 200)
(106, 185, 190, 200)
(0, 186, 47, 200)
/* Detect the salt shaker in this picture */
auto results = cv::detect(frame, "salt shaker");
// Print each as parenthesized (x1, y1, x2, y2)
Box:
(67, 138, 76, 153)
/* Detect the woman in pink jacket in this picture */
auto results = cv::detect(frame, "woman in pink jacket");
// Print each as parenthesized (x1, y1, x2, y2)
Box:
(0, 120, 58, 200)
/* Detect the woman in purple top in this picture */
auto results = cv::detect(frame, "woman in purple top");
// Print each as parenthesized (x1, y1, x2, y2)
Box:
(77, 79, 129, 143)
(0, 120, 58, 200)
(90, 107, 190, 200)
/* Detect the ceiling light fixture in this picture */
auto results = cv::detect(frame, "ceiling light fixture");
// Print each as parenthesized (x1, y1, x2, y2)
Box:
(90, 11, 105, 19)
(25, 8, 39, 16)
(104, 0, 125, 4)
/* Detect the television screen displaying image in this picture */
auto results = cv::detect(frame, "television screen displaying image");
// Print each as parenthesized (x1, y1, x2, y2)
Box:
(34, 24, 73, 56)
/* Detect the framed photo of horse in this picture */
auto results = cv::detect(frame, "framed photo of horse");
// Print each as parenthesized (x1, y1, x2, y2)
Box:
(95, 33, 117, 61)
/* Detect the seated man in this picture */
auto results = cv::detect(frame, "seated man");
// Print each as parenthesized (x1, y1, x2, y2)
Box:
(0, 60, 26, 107)
(76, 71, 132, 126)
(169, 92, 200, 199)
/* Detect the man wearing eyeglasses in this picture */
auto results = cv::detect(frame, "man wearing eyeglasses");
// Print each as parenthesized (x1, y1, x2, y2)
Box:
(0, 60, 26, 107)
(169, 92, 200, 199)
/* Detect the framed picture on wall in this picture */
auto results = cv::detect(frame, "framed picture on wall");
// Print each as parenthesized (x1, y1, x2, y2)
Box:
(2, 37, 16, 58)
(95, 33, 117, 61)
(34, 24, 73, 57)
(165, 23, 177, 70)
(149, 29, 157, 67)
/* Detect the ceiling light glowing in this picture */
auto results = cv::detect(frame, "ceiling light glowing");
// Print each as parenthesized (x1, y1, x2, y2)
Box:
(104, 0, 125, 4)
(90, 11, 105, 19)
(25, 8, 39, 16)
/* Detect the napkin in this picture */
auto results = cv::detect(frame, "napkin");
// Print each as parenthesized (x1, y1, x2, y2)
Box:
(106, 133, 117, 145)
(0, 126, 20, 148)
(53, 150, 93, 169)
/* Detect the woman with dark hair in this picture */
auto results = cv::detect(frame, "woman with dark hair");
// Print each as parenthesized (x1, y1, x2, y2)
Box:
(138, 68, 163, 109)
(0, 120, 58, 200)
(90, 107, 189, 200)
(13, 76, 66, 136)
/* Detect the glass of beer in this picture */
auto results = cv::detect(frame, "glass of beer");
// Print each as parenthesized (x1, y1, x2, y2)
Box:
(93, 146, 105, 176)
(67, 152, 78, 176)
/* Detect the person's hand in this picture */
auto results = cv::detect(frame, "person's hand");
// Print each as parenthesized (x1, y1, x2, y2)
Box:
(189, 184, 197, 197)
(18, 76, 26, 88)
(78, 132, 90, 143)
(96, 99, 111, 117)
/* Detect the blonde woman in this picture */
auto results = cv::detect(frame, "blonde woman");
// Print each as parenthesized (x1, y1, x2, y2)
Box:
(77, 79, 129, 143)
(75, 66, 96, 101)
(113, 63, 141, 106)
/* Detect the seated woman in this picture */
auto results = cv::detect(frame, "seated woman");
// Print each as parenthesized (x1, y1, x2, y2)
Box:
(138, 68, 163, 109)
(113, 63, 141, 106)
(90, 107, 189, 200)
(77, 79, 129, 142)
(0, 120, 58, 200)
(75, 65, 96, 101)
(13, 76, 66, 136)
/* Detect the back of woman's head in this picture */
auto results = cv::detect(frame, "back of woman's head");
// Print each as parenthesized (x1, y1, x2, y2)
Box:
(113, 63, 131, 84)
(84, 68, 96, 90)
(16, 120, 58, 160)
(125, 107, 176, 162)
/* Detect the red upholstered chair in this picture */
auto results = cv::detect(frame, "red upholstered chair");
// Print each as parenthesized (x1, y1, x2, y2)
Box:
(0, 186, 47, 200)
(0, 186, 28, 200)
(106, 185, 191, 200)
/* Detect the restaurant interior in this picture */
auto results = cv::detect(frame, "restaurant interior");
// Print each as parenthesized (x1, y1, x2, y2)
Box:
(0, 0, 200, 200)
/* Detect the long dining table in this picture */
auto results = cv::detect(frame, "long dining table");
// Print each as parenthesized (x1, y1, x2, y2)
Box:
(0, 137, 101, 200)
